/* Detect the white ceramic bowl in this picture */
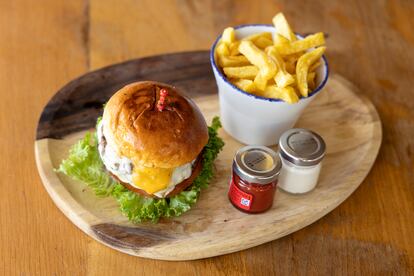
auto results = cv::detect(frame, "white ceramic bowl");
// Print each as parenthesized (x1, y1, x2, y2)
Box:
(210, 24, 329, 146)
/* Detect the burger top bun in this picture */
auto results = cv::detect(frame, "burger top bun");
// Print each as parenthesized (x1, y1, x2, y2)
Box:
(102, 81, 208, 168)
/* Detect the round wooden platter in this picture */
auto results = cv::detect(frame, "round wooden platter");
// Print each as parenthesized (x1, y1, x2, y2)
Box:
(35, 51, 382, 261)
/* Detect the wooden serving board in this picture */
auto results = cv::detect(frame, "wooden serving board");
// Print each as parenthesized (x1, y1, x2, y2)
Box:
(35, 51, 382, 260)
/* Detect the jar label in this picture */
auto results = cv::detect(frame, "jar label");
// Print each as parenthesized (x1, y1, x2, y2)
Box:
(228, 178, 253, 210)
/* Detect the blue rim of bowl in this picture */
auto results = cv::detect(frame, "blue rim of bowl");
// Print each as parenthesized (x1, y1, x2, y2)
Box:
(209, 24, 329, 103)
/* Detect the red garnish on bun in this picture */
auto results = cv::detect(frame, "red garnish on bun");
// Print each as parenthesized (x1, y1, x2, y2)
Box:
(157, 88, 169, 111)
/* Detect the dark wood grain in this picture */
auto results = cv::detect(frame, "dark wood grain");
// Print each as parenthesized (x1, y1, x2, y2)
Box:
(92, 223, 173, 250)
(37, 51, 214, 139)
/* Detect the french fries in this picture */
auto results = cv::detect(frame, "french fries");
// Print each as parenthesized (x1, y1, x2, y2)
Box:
(232, 79, 256, 93)
(309, 61, 321, 72)
(222, 27, 236, 45)
(216, 42, 229, 57)
(307, 72, 316, 91)
(219, 55, 250, 67)
(223, 66, 259, 79)
(254, 36, 273, 49)
(296, 46, 326, 97)
(262, 85, 299, 104)
(273, 33, 290, 47)
(254, 72, 268, 91)
(214, 12, 326, 103)
(239, 41, 277, 80)
(272, 13, 296, 41)
(265, 46, 295, 88)
(275, 32, 325, 55)
(243, 32, 273, 42)
(229, 41, 241, 56)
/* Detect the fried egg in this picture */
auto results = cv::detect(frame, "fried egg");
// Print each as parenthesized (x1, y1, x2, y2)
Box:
(97, 121, 193, 198)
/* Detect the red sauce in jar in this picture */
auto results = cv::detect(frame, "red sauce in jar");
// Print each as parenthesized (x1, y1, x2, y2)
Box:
(228, 146, 281, 214)
(229, 171, 277, 213)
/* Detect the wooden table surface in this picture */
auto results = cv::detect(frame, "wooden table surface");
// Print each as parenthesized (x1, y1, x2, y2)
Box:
(1, 0, 413, 274)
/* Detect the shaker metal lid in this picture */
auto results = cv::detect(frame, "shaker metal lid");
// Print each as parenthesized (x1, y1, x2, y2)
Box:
(233, 146, 281, 184)
(279, 128, 326, 167)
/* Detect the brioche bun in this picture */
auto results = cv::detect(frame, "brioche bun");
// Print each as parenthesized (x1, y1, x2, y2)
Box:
(102, 81, 208, 169)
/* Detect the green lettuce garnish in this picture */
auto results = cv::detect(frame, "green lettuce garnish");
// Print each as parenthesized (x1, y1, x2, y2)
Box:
(57, 117, 224, 223)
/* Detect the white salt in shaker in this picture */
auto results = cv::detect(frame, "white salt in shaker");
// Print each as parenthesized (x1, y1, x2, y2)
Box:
(278, 128, 326, 194)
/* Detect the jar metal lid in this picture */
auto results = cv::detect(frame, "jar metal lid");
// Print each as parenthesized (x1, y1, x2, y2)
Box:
(233, 146, 281, 185)
(279, 128, 326, 167)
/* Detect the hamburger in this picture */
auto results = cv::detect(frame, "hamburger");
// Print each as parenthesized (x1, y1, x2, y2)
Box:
(58, 80, 224, 222)
(97, 81, 208, 198)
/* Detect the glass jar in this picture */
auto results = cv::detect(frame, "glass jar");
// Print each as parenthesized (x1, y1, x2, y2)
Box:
(278, 128, 326, 194)
(228, 146, 281, 213)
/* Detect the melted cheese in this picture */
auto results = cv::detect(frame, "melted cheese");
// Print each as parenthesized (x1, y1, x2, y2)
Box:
(120, 139, 176, 195)
(97, 120, 193, 197)
(132, 166, 174, 194)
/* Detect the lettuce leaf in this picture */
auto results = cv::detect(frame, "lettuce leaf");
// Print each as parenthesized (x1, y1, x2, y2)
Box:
(57, 117, 224, 223)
